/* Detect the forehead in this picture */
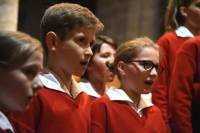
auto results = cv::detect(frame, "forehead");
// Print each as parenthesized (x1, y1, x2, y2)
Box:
(135, 47, 159, 62)
(23, 51, 43, 66)
(66, 26, 96, 40)
(99, 43, 116, 52)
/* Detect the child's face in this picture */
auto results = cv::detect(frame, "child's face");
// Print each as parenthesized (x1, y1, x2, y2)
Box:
(0, 51, 43, 111)
(55, 27, 96, 77)
(121, 47, 159, 95)
(184, 0, 200, 32)
(88, 43, 116, 83)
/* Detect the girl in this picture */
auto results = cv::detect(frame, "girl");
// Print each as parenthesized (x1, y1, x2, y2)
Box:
(91, 37, 168, 133)
(0, 31, 43, 133)
(79, 35, 117, 99)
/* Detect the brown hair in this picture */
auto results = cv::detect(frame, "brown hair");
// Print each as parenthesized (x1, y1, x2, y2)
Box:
(40, 3, 104, 62)
(113, 37, 159, 75)
(165, 0, 192, 31)
(0, 31, 42, 69)
(82, 35, 117, 79)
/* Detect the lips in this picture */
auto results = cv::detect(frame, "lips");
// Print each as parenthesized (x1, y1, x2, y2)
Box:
(144, 80, 154, 86)
(80, 60, 89, 66)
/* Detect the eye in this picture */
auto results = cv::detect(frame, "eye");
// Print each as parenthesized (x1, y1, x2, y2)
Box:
(139, 61, 153, 70)
(21, 66, 39, 80)
(101, 53, 110, 58)
(78, 36, 86, 44)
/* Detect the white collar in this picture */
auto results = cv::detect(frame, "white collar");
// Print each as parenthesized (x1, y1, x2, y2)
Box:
(106, 88, 153, 112)
(0, 111, 14, 132)
(175, 26, 194, 38)
(38, 70, 83, 98)
(78, 79, 101, 98)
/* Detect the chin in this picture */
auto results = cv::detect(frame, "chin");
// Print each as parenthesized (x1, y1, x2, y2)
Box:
(142, 88, 151, 94)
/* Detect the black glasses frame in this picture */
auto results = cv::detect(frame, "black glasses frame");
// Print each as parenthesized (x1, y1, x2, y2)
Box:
(126, 60, 160, 72)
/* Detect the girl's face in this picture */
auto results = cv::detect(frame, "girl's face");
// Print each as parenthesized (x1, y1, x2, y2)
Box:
(119, 47, 159, 95)
(184, 0, 200, 34)
(87, 43, 116, 83)
(0, 51, 43, 112)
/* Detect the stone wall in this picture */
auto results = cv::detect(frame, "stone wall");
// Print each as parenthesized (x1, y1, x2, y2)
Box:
(96, 0, 167, 43)
(0, 0, 18, 31)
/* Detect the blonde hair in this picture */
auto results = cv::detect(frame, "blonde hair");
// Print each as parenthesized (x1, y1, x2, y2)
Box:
(0, 31, 42, 69)
(113, 37, 159, 74)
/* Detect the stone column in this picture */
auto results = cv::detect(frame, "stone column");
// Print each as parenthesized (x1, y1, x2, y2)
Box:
(0, 0, 19, 31)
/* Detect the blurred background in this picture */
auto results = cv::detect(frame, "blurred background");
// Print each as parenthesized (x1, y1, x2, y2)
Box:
(0, 0, 167, 44)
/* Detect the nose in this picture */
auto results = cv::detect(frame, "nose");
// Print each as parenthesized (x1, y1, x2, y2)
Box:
(150, 67, 157, 76)
(85, 47, 93, 58)
(31, 76, 43, 94)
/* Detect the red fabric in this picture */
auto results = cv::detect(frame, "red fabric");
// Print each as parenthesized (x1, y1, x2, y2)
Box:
(91, 95, 169, 133)
(8, 87, 93, 133)
(169, 36, 200, 133)
(152, 31, 189, 123)
(0, 129, 8, 133)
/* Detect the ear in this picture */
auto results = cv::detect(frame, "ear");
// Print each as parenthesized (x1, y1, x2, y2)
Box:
(117, 61, 126, 77)
(179, 6, 188, 17)
(45, 31, 58, 52)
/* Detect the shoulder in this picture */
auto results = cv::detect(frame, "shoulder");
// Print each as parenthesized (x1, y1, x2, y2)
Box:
(157, 32, 177, 42)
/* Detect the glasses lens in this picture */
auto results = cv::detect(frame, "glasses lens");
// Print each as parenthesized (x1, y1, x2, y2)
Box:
(138, 61, 153, 71)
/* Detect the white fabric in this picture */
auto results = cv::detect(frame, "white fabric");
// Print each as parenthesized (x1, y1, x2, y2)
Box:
(175, 26, 194, 38)
(0, 111, 14, 132)
(79, 80, 101, 98)
(38, 69, 82, 98)
(106, 87, 153, 116)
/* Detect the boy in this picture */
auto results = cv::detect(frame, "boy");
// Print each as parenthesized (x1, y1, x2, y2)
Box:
(9, 2, 103, 133)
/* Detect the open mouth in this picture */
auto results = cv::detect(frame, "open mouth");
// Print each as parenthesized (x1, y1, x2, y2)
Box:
(80, 60, 89, 66)
(144, 80, 154, 85)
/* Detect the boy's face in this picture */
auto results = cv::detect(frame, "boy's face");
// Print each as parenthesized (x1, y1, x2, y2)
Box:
(55, 26, 96, 76)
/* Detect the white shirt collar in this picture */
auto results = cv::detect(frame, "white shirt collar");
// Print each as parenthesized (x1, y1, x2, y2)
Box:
(38, 69, 83, 98)
(175, 26, 194, 38)
(106, 87, 153, 112)
(78, 79, 101, 98)
(0, 111, 14, 132)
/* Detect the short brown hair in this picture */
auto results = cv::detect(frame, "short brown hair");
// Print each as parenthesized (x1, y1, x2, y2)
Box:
(82, 35, 117, 79)
(0, 31, 42, 69)
(40, 3, 104, 60)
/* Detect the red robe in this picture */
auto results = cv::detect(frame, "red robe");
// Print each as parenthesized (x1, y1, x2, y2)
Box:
(152, 28, 193, 123)
(91, 89, 168, 133)
(8, 88, 93, 133)
(170, 36, 200, 133)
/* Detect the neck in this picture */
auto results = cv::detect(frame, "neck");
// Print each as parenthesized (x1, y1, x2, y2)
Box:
(121, 85, 140, 108)
(47, 61, 72, 92)
(88, 76, 106, 96)
(185, 24, 200, 36)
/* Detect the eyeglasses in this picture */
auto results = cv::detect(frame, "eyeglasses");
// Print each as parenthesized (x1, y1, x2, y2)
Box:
(127, 60, 160, 72)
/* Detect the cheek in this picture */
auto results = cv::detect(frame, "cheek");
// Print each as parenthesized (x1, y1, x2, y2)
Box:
(188, 9, 200, 24)
(94, 59, 108, 73)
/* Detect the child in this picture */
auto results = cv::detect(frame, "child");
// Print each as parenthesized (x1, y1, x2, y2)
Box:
(152, 0, 200, 125)
(0, 31, 43, 133)
(170, 36, 200, 133)
(9, 2, 103, 133)
(91, 37, 168, 133)
(79, 35, 117, 99)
